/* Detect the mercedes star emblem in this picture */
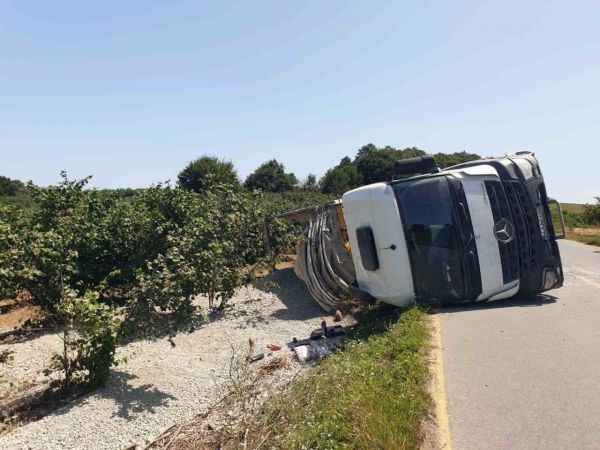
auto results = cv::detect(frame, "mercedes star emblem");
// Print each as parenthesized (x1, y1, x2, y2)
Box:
(494, 218, 515, 244)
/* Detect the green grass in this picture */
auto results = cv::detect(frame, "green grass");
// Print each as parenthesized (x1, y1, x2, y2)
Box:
(584, 236, 600, 246)
(247, 307, 431, 450)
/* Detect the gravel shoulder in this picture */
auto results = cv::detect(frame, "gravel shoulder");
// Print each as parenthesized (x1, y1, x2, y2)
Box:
(0, 269, 328, 450)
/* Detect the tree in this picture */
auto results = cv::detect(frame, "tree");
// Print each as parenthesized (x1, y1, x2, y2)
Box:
(178, 156, 239, 193)
(354, 144, 427, 185)
(303, 174, 318, 191)
(0, 176, 24, 197)
(354, 147, 396, 185)
(582, 197, 600, 225)
(432, 151, 481, 168)
(320, 158, 362, 195)
(318, 145, 483, 193)
(244, 159, 297, 192)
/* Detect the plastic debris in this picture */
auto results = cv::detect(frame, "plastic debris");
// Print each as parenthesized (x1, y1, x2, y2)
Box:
(290, 321, 347, 362)
(247, 352, 265, 363)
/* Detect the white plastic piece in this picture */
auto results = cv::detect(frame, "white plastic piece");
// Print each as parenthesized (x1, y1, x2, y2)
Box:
(293, 345, 311, 362)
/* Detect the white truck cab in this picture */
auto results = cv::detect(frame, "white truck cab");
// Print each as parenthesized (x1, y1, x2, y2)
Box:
(341, 152, 563, 307)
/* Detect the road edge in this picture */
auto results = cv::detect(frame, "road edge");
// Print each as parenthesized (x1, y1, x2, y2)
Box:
(430, 314, 452, 450)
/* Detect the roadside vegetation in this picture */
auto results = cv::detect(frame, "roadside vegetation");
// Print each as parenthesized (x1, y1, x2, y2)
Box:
(560, 199, 600, 247)
(0, 173, 325, 389)
(566, 228, 600, 247)
(257, 307, 431, 450)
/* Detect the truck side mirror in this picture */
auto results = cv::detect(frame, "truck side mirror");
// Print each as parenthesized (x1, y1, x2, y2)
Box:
(547, 199, 566, 239)
(356, 226, 380, 271)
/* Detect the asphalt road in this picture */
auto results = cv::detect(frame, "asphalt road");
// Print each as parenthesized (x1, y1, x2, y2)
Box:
(441, 240, 600, 450)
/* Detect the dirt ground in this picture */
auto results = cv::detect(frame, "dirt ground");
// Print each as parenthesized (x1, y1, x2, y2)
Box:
(0, 304, 41, 332)
(569, 227, 600, 236)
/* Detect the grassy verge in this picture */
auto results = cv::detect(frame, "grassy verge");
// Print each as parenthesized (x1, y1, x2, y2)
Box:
(246, 307, 431, 450)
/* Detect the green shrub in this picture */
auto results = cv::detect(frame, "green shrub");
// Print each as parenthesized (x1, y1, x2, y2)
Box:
(563, 210, 587, 228)
(0, 171, 330, 388)
(131, 186, 249, 314)
(582, 198, 600, 226)
(0, 207, 27, 300)
(1, 172, 305, 313)
(51, 289, 120, 388)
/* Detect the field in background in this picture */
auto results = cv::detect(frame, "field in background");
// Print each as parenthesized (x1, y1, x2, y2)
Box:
(559, 203, 600, 247)
(561, 203, 586, 214)
(566, 227, 600, 247)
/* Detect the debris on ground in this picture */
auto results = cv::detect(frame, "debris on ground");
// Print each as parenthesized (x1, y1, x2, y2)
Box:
(290, 320, 347, 363)
(258, 356, 290, 376)
(334, 309, 343, 322)
(247, 352, 265, 363)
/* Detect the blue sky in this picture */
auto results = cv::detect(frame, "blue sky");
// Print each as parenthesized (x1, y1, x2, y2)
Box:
(1, 1, 598, 202)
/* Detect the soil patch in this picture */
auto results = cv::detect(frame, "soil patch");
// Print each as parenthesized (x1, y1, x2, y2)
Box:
(0, 305, 42, 332)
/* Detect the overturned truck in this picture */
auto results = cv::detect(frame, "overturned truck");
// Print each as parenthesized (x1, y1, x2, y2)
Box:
(282, 151, 565, 311)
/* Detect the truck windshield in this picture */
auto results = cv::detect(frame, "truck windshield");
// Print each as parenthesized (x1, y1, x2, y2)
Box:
(392, 177, 465, 302)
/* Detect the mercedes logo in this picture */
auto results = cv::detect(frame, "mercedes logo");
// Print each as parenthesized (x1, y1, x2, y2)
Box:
(494, 218, 515, 244)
